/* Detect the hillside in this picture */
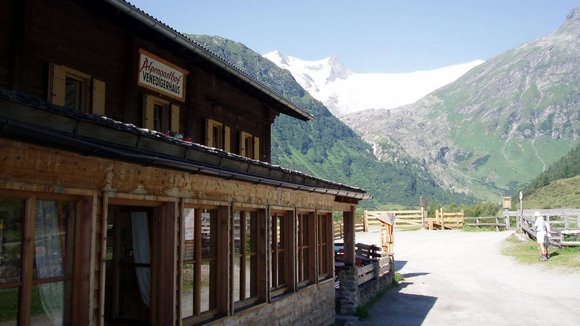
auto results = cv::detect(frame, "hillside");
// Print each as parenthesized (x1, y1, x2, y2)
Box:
(517, 144, 580, 208)
(343, 7, 580, 201)
(187, 34, 471, 208)
(522, 175, 580, 209)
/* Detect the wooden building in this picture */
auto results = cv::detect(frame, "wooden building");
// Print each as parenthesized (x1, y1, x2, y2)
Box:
(0, 0, 370, 325)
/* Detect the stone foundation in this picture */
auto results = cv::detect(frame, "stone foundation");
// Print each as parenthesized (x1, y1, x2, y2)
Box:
(337, 257, 394, 315)
(211, 280, 336, 325)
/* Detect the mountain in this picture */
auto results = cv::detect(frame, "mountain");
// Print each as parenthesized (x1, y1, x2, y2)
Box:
(187, 34, 472, 208)
(343, 7, 580, 201)
(263, 51, 483, 117)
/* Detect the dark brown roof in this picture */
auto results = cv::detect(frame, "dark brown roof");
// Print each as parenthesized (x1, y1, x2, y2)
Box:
(0, 87, 370, 200)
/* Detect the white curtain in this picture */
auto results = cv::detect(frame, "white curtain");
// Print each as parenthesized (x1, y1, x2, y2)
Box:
(131, 211, 151, 307)
(34, 201, 65, 326)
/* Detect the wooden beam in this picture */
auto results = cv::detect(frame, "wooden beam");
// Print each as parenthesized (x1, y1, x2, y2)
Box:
(257, 209, 268, 302)
(216, 206, 230, 315)
(19, 197, 35, 326)
(72, 196, 95, 325)
(154, 202, 177, 325)
(98, 192, 109, 326)
(342, 206, 356, 265)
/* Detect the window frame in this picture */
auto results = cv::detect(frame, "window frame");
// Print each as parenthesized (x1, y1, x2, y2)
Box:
(48, 63, 105, 115)
(143, 94, 180, 133)
(269, 210, 295, 297)
(317, 212, 333, 280)
(205, 119, 230, 152)
(0, 191, 88, 326)
(181, 205, 228, 325)
(232, 208, 266, 310)
(239, 131, 260, 160)
(297, 212, 315, 287)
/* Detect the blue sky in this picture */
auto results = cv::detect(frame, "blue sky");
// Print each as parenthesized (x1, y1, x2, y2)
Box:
(130, 1, 579, 73)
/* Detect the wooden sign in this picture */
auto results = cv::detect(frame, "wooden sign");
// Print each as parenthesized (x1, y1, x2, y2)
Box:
(138, 48, 188, 102)
(502, 197, 512, 209)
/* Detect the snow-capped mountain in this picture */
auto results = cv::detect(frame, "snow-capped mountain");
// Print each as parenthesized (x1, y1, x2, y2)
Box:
(263, 50, 484, 117)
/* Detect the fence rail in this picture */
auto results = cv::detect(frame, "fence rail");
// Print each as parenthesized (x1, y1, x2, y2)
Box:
(333, 220, 365, 240)
(355, 256, 390, 286)
(364, 209, 426, 231)
(464, 216, 508, 231)
(426, 209, 464, 230)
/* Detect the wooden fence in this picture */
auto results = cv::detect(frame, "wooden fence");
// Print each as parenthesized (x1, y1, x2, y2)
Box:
(333, 219, 365, 240)
(426, 209, 464, 230)
(363, 209, 426, 231)
(464, 216, 508, 231)
(335, 242, 390, 285)
(355, 256, 391, 286)
(505, 209, 580, 247)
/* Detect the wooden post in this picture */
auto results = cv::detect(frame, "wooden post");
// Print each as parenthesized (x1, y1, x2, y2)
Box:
(440, 208, 445, 230)
(517, 191, 523, 233)
(363, 210, 368, 232)
(420, 197, 427, 229)
(343, 206, 356, 266)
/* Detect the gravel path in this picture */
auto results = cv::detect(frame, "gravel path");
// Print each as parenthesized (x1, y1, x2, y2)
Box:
(350, 229, 580, 326)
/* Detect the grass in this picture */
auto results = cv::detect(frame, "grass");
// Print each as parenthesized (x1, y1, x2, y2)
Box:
(502, 234, 580, 269)
(523, 175, 580, 209)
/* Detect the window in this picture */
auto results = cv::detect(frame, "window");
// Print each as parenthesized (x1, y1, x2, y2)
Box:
(297, 212, 315, 286)
(205, 119, 230, 151)
(233, 210, 260, 309)
(65, 76, 83, 110)
(240, 131, 260, 160)
(143, 95, 180, 133)
(318, 213, 333, 279)
(49, 63, 105, 114)
(0, 196, 76, 325)
(181, 206, 228, 324)
(270, 211, 293, 295)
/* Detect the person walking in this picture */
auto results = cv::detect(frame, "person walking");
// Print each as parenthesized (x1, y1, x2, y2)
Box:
(533, 211, 551, 261)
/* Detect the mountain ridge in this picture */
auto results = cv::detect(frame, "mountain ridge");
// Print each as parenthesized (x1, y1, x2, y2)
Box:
(263, 50, 483, 116)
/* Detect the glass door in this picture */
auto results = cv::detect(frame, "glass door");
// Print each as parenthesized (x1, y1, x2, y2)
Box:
(105, 206, 152, 325)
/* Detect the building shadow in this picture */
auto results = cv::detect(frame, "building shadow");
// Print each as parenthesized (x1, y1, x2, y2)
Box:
(394, 260, 407, 271)
(402, 272, 430, 279)
(355, 281, 437, 326)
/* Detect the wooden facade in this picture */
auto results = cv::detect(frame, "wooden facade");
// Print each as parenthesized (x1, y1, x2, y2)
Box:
(0, 0, 370, 325)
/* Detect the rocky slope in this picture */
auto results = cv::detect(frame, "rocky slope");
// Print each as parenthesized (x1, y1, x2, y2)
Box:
(343, 8, 580, 200)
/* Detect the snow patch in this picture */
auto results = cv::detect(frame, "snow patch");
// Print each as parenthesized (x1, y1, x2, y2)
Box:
(263, 51, 484, 117)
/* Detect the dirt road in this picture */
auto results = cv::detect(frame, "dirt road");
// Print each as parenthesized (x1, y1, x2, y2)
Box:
(351, 230, 580, 326)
